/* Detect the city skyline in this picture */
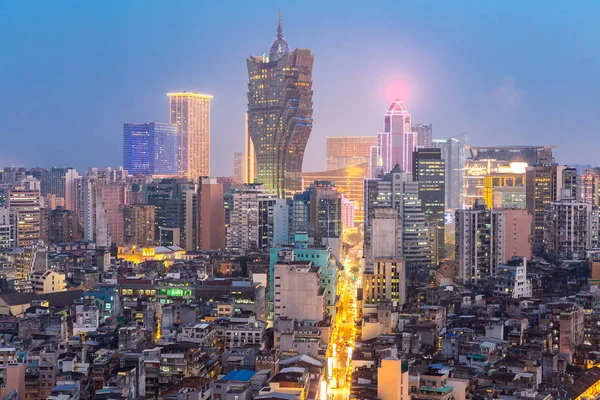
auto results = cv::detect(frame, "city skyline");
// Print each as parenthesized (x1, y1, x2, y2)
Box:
(0, 2, 599, 175)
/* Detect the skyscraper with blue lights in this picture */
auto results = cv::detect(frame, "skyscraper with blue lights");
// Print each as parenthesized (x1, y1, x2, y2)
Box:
(123, 122, 179, 175)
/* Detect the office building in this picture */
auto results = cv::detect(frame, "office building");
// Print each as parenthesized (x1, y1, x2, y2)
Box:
(432, 133, 467, 209)
(544, 196, 598, 260)
(483, 172, 526, 209)
(168, 92, 212, 180)
(243, 113, 256, 184)
(414, 123, 433, 148)
(525, 147, 557, 246)
(302, 163, 367, 224)
(123, 205, 155, 247)
(48, 207, 81, 245)
(123, 122, 179, 176)
(492, 186, 527, 209)
(197, 178, 226, 250)
(233, 152, 244, 184)
(9, 181, 42, 247)
(273, 261, 324, 322)
(413, 148, 446, 262)
(455, 200, 506, 283)
(247, 13, 314, 198)
(381, 99, 414, 173)
(226, 184, 283, 251)
(326, 136, 378, 171)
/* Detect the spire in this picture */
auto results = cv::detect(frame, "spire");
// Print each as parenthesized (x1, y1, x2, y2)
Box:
(269, 9, 289, 62)
(277, 8, 283, 39)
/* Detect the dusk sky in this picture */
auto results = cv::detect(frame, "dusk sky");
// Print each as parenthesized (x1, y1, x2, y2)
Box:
(1, 1, 599, 175)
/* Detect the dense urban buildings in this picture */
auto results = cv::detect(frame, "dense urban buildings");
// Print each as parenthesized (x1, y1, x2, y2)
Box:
(168, 92, 212, 180)
(246, 15, 314, 198)
(326, 136, 378, 171)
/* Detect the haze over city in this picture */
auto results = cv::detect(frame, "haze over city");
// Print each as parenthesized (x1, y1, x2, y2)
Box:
(1, 1, 599, 173)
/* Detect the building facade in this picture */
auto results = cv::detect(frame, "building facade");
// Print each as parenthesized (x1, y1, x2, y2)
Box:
(123, 205, 155, 247)
(168, 92, 212, 180)
(246, 14, 314, 198)
(326, 136, 378, 171)
(123, 122, 179, 176)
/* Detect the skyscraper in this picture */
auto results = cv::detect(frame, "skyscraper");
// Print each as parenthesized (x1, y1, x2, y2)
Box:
(247, 12, 314, 198)
(413, 148, 446, 262)
(433, 133, 467, 209)
(8, 181, 41, 247)
(233, 152, 244, 184)
(243, 113, 257, 184)
(168, 92, 212, 181)
(326, 136, 378, 171)
(197, 178, 226, 250)
(384, 100, 415, 173)
(414, 123, 433, 148)
(123, 123, 179, 176)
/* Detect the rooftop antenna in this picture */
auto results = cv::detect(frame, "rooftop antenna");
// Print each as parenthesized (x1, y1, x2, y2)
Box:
(277, 8, 283, 39)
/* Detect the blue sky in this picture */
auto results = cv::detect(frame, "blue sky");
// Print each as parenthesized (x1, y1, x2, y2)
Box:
(0, 1, 598, 175)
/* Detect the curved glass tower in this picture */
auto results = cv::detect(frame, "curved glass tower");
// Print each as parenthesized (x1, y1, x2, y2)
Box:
(246, 11, 314, 198)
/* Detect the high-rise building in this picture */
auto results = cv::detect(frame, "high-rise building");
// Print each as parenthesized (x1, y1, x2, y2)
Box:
(525, 148, 558, 246)
(413, 148, 445, 262)
(341, 196, 355, 229)
(383, 100, 415, 173)
(579, 169, 600, 206)
(243, 113, 257, 184)
(226, 184, 284, 251)
(455, 200, 506, 283)
(0, 206, 15, 248)
(363, 208, 405, 308)
(83, 177, 110, 247)
(326, 136, 378, 171)
(555, 166, 578, 201)
(483, 172, 526, 209)
(168, 92, 212, 180)
(9, 180, 42, 247)
(48, 207, 81, 245)
(233, 152, 244, 185)
(302, 164, 367, 224)
(364, 166, 432, 268)
(308, 181, 342, 245)
(123, 123, 179, 176)
(247, 13, 314, 198)
(433, 133, 467, 209)
(123, 205, 155, 247)
(414, 123, 433, 148)
(197, 178, 226, 250)
(544, 196, 598, 260)
(273, 261, 324, 322)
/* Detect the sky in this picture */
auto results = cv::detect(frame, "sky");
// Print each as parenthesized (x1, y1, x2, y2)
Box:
(0, 1, 599, 175)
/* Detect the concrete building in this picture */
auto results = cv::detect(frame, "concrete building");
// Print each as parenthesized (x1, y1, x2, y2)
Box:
(579, 169, 600, 206)
(307, 181, 342, 246)
(48, 207, 81, 245)
(378, 357, 409, 400)
(123, 205, 155, 247)
(247, 14, 314, 198)
(82, 177, 110, 247)
(273, 261, 324, 322)
(8, 182, 41, 247)
(432, 133, 467, 209)
(363, 259, 406, 308)
(544, 196, 599, 260)
(30, 270, 66, 294)
(414, 123, 433, 148)
(72, 305, 100, 336)
(233, 152, 244, 184)
(226, 184, 281, 251)
(326, 136, 378, 171)
(168, 92, 212, 180)
(493, 257, 532, 298)
(211, 370, 255, 400)
(0, 206, 15, 249)
(455, 200, 506, 283)
(504, 209, 532, 262)
(197, 178, 225, 250)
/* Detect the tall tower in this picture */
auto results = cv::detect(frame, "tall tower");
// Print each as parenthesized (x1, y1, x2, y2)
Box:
(384, 100, 414, 173)
(247, 10, 314, 198)
(168, 92, 212, 181)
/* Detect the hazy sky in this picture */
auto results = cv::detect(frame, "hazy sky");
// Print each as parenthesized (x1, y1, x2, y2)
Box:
(1, 1, 599, 175)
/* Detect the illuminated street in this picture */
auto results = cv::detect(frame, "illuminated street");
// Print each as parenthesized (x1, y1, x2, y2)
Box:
(325, 245, 361, 400)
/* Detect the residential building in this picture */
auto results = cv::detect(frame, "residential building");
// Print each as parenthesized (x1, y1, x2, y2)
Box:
(414, 123, 433, 148)
(273, 261, 324, 322)
(197, 178, 225, 250)
(378, 357, 409, 400)
(233, 152, 244, 184)
(48, 207, 81, 245)
(123, 205, 155, 247)
(247, 13, 314, 198)
(211, 370, 255, 400)
(493, 257, 532, 298)
(9, 181, 41, 247)
(455, 200, 506, 283)
(504, 209, 532, 262)
(579, 169, 600, 206)
(123, 122, 179, 176)
(30, 270, 66, 294)
(168, 92, 212, 180)
(544, 196, 599, 260)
